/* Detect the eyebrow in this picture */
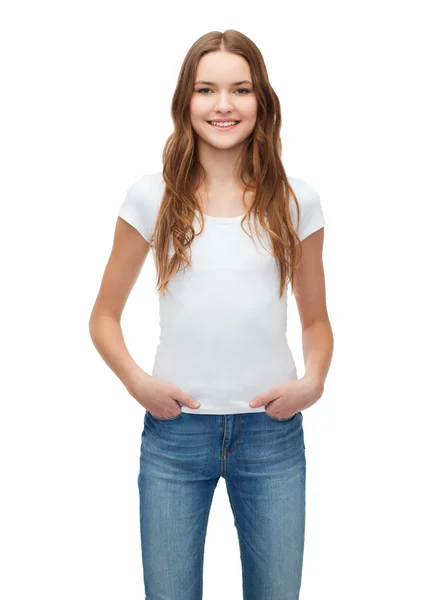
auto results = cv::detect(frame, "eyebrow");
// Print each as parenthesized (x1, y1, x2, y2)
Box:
(194, 80, 252, 86)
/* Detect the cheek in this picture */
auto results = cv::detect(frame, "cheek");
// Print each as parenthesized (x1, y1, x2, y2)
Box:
(240, 98, 258, 120)
(190, 97, 208, 117)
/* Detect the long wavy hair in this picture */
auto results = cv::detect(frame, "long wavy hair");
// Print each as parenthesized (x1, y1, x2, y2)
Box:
(150, 29, 304, 299)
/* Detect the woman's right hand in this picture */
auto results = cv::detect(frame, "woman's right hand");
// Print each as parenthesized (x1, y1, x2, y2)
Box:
(126, 371, 200, 418)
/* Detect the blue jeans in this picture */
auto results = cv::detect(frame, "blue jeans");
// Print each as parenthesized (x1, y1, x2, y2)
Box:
(138, 409, 306, 599)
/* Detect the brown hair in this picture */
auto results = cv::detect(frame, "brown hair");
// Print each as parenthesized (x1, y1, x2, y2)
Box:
(150, 30, 304, 299)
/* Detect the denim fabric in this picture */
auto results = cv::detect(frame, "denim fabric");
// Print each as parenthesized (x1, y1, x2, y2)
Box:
(138, 410, 306, 599)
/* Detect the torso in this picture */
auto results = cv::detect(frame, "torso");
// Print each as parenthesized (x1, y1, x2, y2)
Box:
(195, 188, 255, 218)
(118, 170, 318, 415)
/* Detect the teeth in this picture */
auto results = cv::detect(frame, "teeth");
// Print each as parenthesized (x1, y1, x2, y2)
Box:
(209, 121, 238, 127)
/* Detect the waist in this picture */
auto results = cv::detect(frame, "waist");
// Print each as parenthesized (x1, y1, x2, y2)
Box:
(152, 341, 297, 387)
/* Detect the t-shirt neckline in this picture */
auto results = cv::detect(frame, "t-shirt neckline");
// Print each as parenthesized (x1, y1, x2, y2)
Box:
(195, 210, 245, 223)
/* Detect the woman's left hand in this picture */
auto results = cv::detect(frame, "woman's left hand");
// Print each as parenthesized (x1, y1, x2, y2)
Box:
(249, 376, 324, 419)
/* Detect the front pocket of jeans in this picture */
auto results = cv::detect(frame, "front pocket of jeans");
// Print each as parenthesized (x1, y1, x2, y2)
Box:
(148, 410, 183, 422)
(264, 411, 297, 422)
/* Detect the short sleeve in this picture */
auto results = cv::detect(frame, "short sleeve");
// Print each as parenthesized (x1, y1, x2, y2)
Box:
(117, 173, 163, 244)
(288, 177, 326, 241)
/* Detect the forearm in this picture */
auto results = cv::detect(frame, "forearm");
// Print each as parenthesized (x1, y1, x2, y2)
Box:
(88, 314, 147, 392)
(301, 319, 334, 393)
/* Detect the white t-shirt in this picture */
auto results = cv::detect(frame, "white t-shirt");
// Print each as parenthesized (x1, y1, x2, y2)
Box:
(118, 171, 325, 415)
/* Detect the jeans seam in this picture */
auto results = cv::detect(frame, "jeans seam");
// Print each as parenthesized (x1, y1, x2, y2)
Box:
(226, 482, 247, 600)
(226, 415, 241, 455)
(199, 491, 215, 600)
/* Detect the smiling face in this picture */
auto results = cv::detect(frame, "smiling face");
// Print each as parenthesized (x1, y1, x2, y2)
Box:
(189, 51, 258, 151)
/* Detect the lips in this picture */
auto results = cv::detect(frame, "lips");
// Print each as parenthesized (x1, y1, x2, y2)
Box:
(206, 121, 241, 132)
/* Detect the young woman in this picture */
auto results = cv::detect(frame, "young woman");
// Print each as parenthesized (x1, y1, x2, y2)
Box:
(89, 30, 333, 600)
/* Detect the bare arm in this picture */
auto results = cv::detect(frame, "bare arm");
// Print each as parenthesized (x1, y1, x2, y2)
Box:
(88, 217, 149, 392)
(89, 217, 201, 415)
(293, 227, 334, 394)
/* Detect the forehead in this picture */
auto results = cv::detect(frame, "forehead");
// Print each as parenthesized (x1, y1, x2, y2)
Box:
(195, 51, 251, 83)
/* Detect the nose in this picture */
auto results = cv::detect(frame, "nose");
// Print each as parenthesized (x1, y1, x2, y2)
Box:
(213, 91, 234, 113)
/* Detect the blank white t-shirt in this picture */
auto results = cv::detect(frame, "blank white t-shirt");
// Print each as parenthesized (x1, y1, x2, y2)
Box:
(118, 171, 325, 415)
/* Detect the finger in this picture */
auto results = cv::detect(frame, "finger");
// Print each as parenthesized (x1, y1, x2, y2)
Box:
(249, 388, 281, 408)
(249, 396, 263, 407)
(174, 390, 200, 409)
(249, 395, 269, 408)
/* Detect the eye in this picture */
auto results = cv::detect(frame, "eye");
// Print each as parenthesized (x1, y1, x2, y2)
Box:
(196, 88, 251, 94)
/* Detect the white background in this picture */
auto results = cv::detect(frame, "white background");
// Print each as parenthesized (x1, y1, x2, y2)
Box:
(2, 1, 446, 598)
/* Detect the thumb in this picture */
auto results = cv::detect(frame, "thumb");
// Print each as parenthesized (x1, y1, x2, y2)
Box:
(180, 392, 201, 409)
(250, 386, 279, 407)
(249, 395, 265, 408)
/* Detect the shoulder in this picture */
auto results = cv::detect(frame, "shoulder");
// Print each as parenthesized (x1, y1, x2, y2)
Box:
(286, 175, 320, 205)
(286, 175, 325, 241)
(124, 171, 164, 204)
(117, 171, 164, 244)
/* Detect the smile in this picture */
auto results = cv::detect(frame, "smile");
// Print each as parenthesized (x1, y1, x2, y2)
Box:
(207, 121, 241, 130)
